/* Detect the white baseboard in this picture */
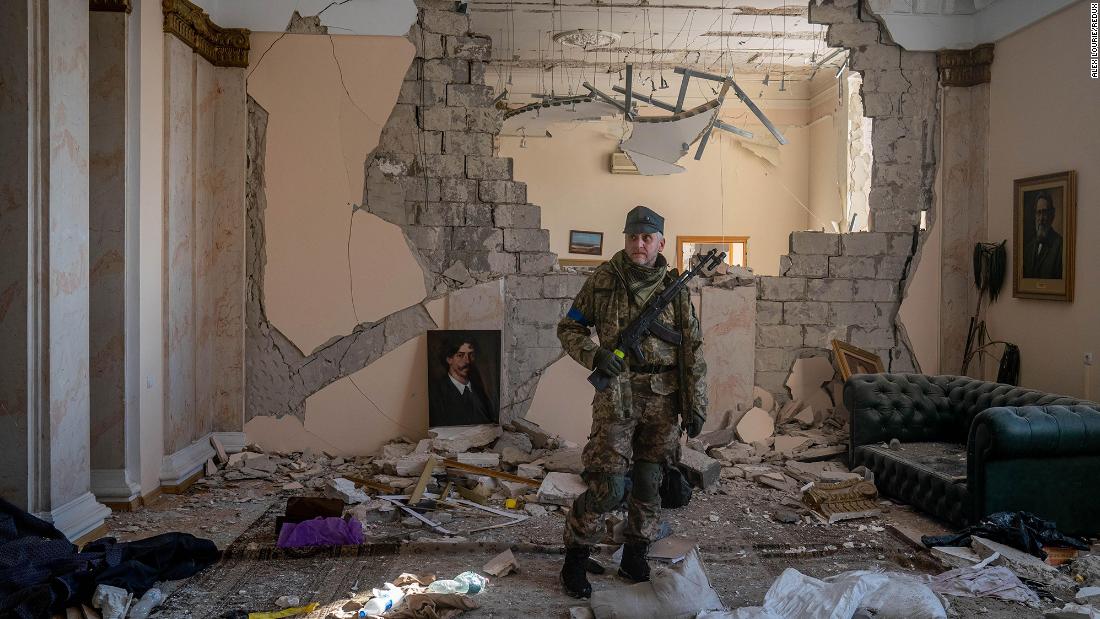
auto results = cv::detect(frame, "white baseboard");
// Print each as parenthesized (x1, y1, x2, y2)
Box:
(90, 468, 141, 503)
(160, 431, 248, 486)
(38, 491, 111, 541)
(160, 435, 215, 486)
(212, 431, 247, 454)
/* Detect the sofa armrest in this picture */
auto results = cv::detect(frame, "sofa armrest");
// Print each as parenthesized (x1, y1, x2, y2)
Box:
(845, 373, 958, 450)
(967, 405, 1100, 535)
(968, 405, 1100, 462)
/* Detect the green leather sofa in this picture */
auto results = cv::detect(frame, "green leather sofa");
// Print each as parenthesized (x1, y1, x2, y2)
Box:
(844, 373, 1100, 536)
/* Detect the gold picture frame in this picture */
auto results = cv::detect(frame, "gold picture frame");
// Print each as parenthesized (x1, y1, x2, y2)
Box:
(675, 235, 749, 272)
(1013, 170, 1076, 302)
(831, 340, 885, 382)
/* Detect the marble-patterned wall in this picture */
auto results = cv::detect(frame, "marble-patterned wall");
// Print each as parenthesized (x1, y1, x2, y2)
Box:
(89, 11, 128, 471)
(162, 35, 246, 456)
(46, 0, 94, 508)
(0, 0, 32, 505)
(939, 85, 988, 374)
(164, 35, 198, 454)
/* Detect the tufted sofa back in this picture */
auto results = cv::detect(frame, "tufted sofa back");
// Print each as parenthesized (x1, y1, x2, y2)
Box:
(846, 373, 1096, 449)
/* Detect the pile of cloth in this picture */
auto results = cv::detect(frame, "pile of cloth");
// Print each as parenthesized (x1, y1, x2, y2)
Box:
(0, 498, 219, 618)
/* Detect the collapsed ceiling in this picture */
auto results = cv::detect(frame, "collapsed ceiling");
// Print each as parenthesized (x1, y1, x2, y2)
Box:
(470, 0, 847, 106)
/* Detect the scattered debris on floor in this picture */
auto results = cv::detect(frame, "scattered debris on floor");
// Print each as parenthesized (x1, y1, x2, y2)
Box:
(78, 407, 1099, 618)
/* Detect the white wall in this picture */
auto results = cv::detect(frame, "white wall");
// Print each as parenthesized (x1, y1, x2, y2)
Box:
(985, 1, 1099, 399)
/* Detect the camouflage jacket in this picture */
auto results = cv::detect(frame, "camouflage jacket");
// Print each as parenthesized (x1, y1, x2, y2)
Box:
(557, 252, 707, 425)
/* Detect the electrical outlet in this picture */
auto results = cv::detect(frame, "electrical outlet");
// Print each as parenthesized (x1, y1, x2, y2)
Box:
(1086, 352, 1095, 366)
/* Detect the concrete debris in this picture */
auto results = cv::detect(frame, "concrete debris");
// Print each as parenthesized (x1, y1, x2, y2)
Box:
(524, 503, 547, 517)
(679, 447, 722, 489)
(381, 442, 417, 460)
(209, 435, 229, 464)
(499, 446, 534, 465)
(540, 447, 584, 474)
(91, 584, 131, 619)
(687, 427, 736, 453)
(932, 546, 982, 569)
(482, 548, 519, 577)
(492, 431, 534, 455)
(773, 435, 813, 454)
(709, 442, 757, 464)
(508, 418, 554, 449)
(515, 463, 546, 479)
(456, 452, 501, 468)
(275, 595, 301, 608)
(1072, 555, 1100, 587)
(429, 424, 502, 453)
(204, 458, 218, 477)
(752, 385, 776, 414)
(570, 607, 596, 619)
(971, 536, 1075, 589)
(325, 478, 372, 504)
(776, 400, 803, 424)
(736, 407, 775, 444)
(537, 472, 587, 506)
(793, 406, 817, 429)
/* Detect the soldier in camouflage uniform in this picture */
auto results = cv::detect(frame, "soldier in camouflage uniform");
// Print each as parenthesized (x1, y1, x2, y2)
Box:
(556, 206, 708, 598)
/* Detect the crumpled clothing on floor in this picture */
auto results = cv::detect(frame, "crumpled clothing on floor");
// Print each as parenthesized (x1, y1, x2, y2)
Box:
(276, 516, 363, 549)
(385, 593, 479, 619)
(921, 511, 1088, 560)
(0, 497, 219, 619)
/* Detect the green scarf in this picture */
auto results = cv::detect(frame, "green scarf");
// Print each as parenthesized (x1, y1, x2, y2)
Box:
(612, 250, 668, 307)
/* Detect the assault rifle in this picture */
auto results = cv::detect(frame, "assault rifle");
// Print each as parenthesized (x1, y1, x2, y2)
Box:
(588, 248, 726, 391)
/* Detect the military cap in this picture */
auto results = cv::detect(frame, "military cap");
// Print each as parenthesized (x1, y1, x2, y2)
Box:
(623, 205, 664, 235)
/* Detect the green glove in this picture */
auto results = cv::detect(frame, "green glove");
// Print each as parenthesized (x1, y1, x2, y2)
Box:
(594, 349, 626, 377)
(684, 412, 705, 438)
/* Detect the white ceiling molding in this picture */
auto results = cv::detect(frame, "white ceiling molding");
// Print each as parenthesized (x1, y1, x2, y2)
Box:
(869, 0, 1077, 50)
(190, 0, 418, 36)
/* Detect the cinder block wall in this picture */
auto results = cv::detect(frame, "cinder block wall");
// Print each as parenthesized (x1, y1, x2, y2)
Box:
(753, 0, 939, 402)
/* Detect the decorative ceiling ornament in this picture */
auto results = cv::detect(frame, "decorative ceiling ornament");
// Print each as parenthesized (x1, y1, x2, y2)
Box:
(937, 44, 994, 87)
(162, 0, 250, 68)
(90, 0, 132, 13)
(552, 29, 621, 50)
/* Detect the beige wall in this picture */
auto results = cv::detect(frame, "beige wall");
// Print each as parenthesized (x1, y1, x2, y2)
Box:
(501, 110, 817, 276)
(245, 32, 433, 454)
(985, 1, 1099, 398)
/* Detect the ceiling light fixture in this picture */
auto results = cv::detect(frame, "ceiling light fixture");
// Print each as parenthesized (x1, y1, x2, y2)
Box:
(552, 29, 621, 50)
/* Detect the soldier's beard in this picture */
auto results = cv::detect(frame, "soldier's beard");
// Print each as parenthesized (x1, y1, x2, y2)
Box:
(1036, 224, 1050, 241)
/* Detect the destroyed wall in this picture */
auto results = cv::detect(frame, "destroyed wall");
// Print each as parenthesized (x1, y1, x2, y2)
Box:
(244, 0, 761, 453)
(499, 113, 819, 277)
(244, 2, 586, 455)
(755, 0, 939, 403)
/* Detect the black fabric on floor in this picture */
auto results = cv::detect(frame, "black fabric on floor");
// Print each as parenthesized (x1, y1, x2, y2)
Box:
(0, 497, 220, 619)
(921, 510, 1089, 559)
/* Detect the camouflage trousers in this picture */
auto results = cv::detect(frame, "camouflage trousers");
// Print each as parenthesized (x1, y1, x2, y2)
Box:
(564, 375, 680, 548)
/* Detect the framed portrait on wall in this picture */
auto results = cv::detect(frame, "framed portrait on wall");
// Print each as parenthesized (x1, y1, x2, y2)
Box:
(1013, 170, 1076, 302)
(569, 230, 604, 255)
(427, 330, 501, 428)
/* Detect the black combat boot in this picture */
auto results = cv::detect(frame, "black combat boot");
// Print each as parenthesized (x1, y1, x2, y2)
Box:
(561, 547, 593, 598)
(618, 542, 651, 582)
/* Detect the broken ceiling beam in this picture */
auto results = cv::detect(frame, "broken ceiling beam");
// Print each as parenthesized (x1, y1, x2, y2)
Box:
(693, 73, 733, 160)
(581, 81, 628, 115)
(675, 73, 690, 112)
(673, 67, 788, 145)
(611, 84, 676, 113)
(623, 64, 634, 121)
(714, 120, 753, 139)
(612, 85, 755, 139)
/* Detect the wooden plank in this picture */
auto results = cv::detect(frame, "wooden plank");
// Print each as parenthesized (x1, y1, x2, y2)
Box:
(408, 455, 438, 505)
(441, 458, 540, 486)
(344, 475, 397, 494)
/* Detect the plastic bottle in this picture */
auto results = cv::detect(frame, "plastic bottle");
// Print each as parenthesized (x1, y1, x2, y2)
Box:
(426, 571, 487, 595)
(358, 583, 405, 616)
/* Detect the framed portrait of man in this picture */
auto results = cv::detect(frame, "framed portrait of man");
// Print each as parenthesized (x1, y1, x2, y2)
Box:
(427, 330, 501, 428)
(1013, 170, 1076, 302)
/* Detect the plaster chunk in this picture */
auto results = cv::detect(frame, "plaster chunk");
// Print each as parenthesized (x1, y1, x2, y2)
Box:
(736, 407, 775, 444)
(786, 356, 834, 413)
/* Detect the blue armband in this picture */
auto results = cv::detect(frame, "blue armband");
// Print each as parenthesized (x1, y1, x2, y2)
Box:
(566, 305, 591, 327)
